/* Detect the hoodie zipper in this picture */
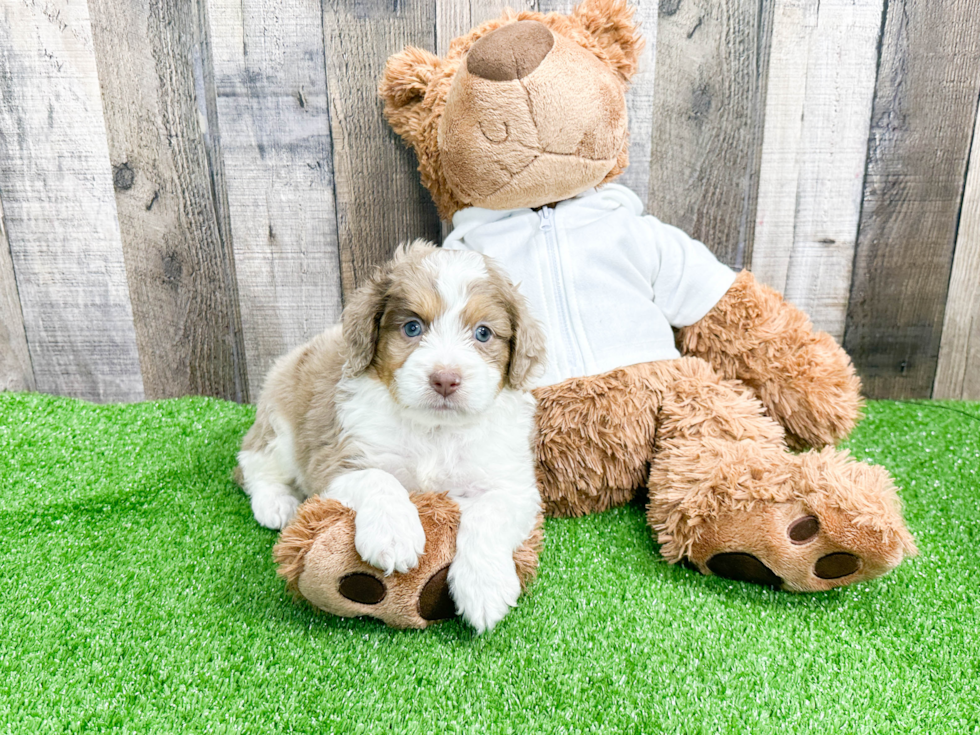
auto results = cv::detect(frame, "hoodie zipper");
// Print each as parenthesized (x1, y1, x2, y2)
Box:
(538, 206, 584, 376)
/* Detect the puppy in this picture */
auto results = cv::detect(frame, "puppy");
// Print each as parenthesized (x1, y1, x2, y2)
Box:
(237, 240, 546, 632)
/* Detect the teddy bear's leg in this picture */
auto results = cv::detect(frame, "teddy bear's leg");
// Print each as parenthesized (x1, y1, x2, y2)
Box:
(647, 357, 917, 591)
(273, 493, 543, 629)
(677, 270, 862, 449)
(533, 364, 670, 517)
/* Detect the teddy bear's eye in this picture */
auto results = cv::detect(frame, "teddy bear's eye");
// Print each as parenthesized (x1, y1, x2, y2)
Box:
(479, 119, 509, 143)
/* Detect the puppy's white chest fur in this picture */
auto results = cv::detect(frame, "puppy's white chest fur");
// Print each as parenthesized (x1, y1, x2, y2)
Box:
(337, 375, 537, 499)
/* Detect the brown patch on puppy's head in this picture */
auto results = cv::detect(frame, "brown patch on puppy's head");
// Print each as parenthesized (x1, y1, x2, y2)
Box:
(341, 240, 439, 379)
(371, 262, 445, 389)
(460, 286, 513, 388)
(462, 260, 546, 391)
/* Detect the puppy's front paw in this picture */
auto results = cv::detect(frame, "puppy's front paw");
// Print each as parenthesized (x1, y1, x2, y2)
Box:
(449, 553, 521, 634)
(251, 492, 301, 530)
(353, 499, 426, 576)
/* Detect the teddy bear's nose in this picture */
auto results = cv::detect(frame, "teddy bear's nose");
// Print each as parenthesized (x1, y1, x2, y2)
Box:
(466, 20, 555, 81)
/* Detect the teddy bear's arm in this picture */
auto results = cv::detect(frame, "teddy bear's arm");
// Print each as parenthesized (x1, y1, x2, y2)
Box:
(676, 270, 862, 448)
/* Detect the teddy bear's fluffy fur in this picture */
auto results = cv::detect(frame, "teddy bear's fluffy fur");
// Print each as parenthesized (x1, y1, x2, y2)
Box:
(270, 0, 917, 628)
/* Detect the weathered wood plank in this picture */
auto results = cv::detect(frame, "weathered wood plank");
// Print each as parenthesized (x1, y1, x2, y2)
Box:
(88, 0, 248, 401)
(647, 0, 773, 269)
(536, 0, 658, 206)
(436, 0, 524, 57)
(0, 195, 34, 393)
(321, 0, 441, 296)
(751, 0, 815, 292)
(843, 0, 980, 399)
(616, 0, 657, 207)
(0, 0, 144, 402)
(205, 0, 344, 391)
(751, 0, 883, 340)
(934, 103, 980, 400)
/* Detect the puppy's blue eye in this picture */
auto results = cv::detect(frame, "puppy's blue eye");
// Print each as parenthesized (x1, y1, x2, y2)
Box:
(403, 320, 423, 338)
(474, 326, 493, 343)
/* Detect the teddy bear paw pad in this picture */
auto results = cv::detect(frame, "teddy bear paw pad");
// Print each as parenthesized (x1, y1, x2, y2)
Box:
(706, 552, 783, 587)
(787, 515, 819, 544)
(418, 565, 457, 621)
(338, 573, 387, 605)
(786, 515, 863, 579)
(814, 552, 862, 580)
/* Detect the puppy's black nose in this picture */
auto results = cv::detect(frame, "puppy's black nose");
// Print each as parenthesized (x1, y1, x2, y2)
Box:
(430, 370, 462, 397)
(466, 21, 554, 81)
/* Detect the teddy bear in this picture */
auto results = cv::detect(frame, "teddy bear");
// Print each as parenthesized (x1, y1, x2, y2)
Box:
(272, 0, 917, 629)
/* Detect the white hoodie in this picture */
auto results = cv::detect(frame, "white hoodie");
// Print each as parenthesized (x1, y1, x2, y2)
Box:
(443, 183, 737, 388)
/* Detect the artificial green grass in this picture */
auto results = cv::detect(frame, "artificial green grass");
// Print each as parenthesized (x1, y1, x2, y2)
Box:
(1, 392, 978, 734)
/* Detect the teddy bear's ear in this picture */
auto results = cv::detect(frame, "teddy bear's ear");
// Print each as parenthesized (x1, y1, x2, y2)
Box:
(379, 46, 444, 144)
(572, 0, 645, 82)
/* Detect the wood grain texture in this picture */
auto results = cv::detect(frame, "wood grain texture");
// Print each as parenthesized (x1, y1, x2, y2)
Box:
(321, 0, 441, 297)
(843, 0, 980, 399)
(751, 0, 883, 340)
(206, 0, 344, 391)
(934, 103, 980, 400)
(0, 0, 144, 402)
(88, 0, 248, 401)
(615, 0, 657, 207)
(647, 0, 773, 269)
(751, 0, 815, 293)
(436, 0, 525, 56)
(0, 195, 34, 392)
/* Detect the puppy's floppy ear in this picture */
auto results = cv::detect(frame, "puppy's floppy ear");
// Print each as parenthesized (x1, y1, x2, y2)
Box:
(342, 266, 390, 378)
(379, 46, 444, 146)
(572, 0, 645, 82)
(504, 283, 547, 391)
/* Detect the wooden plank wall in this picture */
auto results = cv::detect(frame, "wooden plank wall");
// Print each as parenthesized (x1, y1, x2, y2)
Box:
(843, 0, 980, 399)
(0, 191, 33, 392)
(206, 0, 343, 393)
(752, 0, 882, 342)
(88, 0, 248, 401)
(0, 0, 978, 403)
(648, 0, 772, 270)
(935, 107, 980, 400)
(0, 0, 144, 402)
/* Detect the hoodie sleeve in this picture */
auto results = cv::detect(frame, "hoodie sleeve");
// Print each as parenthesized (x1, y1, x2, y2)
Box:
(643, 216, 737, 328)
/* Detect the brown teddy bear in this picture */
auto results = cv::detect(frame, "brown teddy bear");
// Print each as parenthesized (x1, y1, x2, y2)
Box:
(273, 0, 917, 628)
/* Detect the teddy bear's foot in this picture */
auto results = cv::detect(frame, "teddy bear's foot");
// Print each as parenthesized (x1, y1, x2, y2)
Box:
(652, 446, 917, 592)
(273, 492, 543, 628)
